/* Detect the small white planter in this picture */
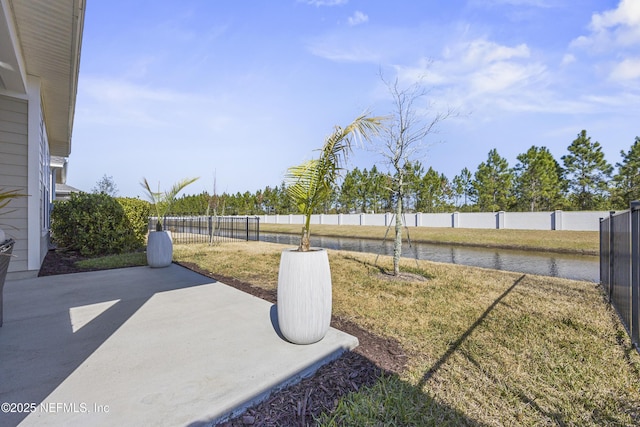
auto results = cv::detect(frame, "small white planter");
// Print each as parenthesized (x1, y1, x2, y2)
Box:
(277, 248, 332, 344)
(147, 230, 173, 268)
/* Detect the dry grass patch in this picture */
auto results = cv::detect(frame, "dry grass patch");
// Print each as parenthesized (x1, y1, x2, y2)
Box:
(173, 241, 284, 288)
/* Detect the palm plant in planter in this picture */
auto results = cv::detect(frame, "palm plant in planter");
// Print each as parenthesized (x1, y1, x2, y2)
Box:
(278, 113, 383, 344)
(1, 188, 26, 326)
(0, 188, 27, 243)
(141, 177, 199, 268)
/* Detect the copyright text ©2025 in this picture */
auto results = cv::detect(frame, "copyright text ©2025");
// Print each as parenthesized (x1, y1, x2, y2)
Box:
(1, 402, 110, 414)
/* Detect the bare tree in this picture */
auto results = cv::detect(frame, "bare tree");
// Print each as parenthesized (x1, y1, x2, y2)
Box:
(377, 74, 452, 275)
(92, 174, 119, 197)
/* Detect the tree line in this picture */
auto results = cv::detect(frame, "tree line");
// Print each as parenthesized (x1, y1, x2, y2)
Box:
(167, 131, 639, 216)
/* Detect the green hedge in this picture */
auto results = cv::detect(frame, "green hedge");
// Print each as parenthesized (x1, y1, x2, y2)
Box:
(51, 192, 149, 256)
(116, 197, 151, 248)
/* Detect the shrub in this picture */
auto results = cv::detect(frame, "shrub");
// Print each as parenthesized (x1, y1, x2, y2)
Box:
(51, 192, 144, 256)
(116, 197, 151, 248)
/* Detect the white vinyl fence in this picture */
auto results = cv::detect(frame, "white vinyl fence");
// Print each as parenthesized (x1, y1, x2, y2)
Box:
(261, 210, 611, 232)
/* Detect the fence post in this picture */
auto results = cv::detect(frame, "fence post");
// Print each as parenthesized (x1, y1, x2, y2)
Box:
(497, 211, 505, 229)
(609, 211, 615, 303)
(553, 210, 563, 230)
(631, 201, 640, 347)
(246, 217, 249, 241)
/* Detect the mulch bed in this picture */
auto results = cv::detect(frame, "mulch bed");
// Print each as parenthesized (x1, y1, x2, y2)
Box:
(39, 250, 408, 426)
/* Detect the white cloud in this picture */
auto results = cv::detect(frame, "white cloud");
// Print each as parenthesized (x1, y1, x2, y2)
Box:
(470, 61, 544, 94)
(455, 39, 530, 66)
(571, 0, 640, 51)
(610, 57, 640, 81)
(570, 1, 640, 84)
(77, 77, 229, 129)
(394, 37, 551, 116)
(561, 53, 576, 66)
(590, 0, 640, 31)
(348, 11, 369, 26)
(307, 42, 381, 62)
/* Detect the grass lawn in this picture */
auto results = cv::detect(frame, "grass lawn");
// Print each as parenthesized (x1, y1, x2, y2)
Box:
(260, 223, 600, 255)
(171, 241, 640, 426)
(74, 251, 147, 269)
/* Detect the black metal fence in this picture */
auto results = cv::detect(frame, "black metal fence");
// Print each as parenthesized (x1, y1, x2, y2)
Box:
(600, 201, 640, 348)
(148, 216, 260, 244)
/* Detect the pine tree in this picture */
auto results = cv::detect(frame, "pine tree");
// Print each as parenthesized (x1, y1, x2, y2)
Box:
(417, 167, 451, 212)
(513, 146, 565, 211)
(612, 136, 640, 209)
(561, 130, 612, 210)
(453, 167, 473, 209)
(472, 149, 514, 212)
(339, 168, 360, 213)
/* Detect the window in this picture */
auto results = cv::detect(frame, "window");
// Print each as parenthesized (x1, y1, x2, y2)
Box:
(38, 104, 50, 233)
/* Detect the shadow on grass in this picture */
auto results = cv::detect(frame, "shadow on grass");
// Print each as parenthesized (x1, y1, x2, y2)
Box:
(418, 274, 526, 388)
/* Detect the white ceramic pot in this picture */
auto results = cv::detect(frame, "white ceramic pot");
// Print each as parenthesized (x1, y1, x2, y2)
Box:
(147, 230, 173, 268)
(277, 248, 332, 344)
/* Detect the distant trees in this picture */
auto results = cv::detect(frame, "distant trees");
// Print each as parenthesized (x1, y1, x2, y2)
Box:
(92, 174, 119, 197)
(513, 146, 564, 212)
(611, 137, 640, 209)
(169, 131, 639, 216)
(562, 130, 612, 210)
(452, 167, 473, 210)
(472, 149, 513, 212)
(417, 166, 452, 213)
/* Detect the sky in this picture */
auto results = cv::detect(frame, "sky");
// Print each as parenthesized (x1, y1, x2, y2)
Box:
(68, 0, 640, 198)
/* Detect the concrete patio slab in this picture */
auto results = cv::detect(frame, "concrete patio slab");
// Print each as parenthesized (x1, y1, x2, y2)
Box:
(0, 264, 358, 426)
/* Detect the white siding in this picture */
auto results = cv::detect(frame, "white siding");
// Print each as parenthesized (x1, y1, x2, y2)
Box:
(0, 95, 28, 272)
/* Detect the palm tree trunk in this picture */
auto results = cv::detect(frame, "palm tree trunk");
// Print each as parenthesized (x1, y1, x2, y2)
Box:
(299, 213, 312, 251)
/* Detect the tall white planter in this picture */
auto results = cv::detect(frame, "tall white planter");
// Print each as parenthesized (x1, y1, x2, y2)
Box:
(147, 230, 173, 268)
(277, 248, 332, 345)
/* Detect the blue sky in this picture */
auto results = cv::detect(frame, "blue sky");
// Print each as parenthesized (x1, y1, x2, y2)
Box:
(69, 0, 640, 198)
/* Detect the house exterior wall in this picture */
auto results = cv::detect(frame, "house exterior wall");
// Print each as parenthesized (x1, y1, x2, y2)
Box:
(0, 93, 29, 272)
(27, 77, 51, 273)
(1, 1, 83, 278)
(0, 77, 51, 277)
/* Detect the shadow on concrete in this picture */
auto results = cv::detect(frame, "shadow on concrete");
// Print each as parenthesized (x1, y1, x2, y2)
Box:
(269, 304, 286, 341)
(0, 264, 213, 427)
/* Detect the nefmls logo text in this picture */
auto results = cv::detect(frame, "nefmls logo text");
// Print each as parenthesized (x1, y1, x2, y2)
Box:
(40, 402, 88, 413)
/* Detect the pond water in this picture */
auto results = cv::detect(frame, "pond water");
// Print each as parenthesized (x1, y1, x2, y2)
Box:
(260, 233, 600, 282)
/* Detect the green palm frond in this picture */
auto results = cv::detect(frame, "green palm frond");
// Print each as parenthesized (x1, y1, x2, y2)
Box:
(0, 188, 27, 211)
(140, 177, 199, 230)
(284, 113, 385, 250)
(165, 177, 200, 202)
(140, 178, 162, 206)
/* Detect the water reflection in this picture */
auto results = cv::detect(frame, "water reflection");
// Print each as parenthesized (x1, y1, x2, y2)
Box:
(260, 233, 599, 282)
